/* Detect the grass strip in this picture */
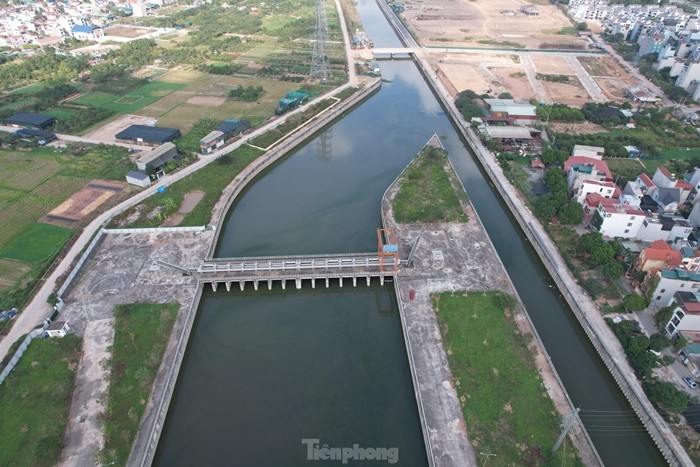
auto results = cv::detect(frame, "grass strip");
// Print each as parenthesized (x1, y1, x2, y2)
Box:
(392, 145, 469, 223)
(101, 302, 178, 466)
(0, 334, 82, 466)
(434, 291, 582, 466)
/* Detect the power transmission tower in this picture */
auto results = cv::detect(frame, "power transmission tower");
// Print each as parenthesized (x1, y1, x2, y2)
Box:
(310, 0, 330, 82)
(553, 407, 580, 452)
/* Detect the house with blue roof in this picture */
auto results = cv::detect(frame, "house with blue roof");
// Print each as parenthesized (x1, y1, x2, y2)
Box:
(71, 25, 104, 41)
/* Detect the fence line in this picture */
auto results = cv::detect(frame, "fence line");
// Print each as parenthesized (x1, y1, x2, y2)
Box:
(102, 226, 208, 234)
(0, 323, 49, 385)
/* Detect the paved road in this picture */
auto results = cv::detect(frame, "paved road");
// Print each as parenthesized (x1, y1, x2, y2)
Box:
(565, 55, 606, 103)
(0, 82, 361, 364)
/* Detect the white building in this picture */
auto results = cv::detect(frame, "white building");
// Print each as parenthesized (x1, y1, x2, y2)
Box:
(44, 321, 70, 338)
(664, 292, 700, 337)
(574, 179, 617, 204)
(646, 268, 700, 307)
(593, 198, 646, 239)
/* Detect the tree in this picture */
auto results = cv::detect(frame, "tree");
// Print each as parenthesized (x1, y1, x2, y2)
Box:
(591, 243, 614, 266)
(578, 232, 604, 254)
(603, 261, 624, 279)
(654, 306, 674, 326)
(558, 202, 583, 225)
(644, 380, 693, 413)
(649, 333, 670, 351)
(576, 22, 589, 31)
(498, 92, 513, 99)
(582, 278, 604, 299)
(622, 293, 648, 312)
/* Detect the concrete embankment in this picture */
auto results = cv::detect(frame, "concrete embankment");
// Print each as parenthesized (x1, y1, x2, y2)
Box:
(380, 136, 602, 467)
(128, 78, 382, 467)
(411, 53, 693, 466)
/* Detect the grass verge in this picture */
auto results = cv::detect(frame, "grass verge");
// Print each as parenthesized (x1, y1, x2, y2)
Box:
(392, 145, 469, 223)
(111, 144, 263, 228)
(434, 291, 582, 466)
(0, 334, 82, 466)
(101, 302, 179, 466)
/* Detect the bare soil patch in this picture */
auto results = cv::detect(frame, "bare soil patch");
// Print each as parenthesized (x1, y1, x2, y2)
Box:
(531, 55, 575, 75)
(161, 190, 205, 227)
(104, 26, 156, 38)
(490, 67, 534, 100)
(549, 121, 608, 134)
(596, 77, 631, 101)
(541, 77, 589, 106)
(185, 96, 226, 106)
(84, 114, 157, 143)
(401, 0, 587, 50)
(43, 180, 126, 227)
(578, 56, 627, 77)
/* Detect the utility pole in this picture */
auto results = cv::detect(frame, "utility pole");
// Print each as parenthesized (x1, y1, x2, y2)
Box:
(553, 407, 580, 452)
(479, 452, 497, 466)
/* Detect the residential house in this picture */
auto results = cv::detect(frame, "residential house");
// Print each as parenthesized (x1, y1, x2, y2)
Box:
(664, 291, 700, 337)
(592, 198, 646, 239)
(654, 187, 680, 213)
(71, 24, 104, 40)
(636, 214, 692, 243)
(652, 166, 677, 188)
(636, 240, 682, 272)
(644, 268, 700, 307)
(564, 156, 613, 193)
(573, 179, 617, 204)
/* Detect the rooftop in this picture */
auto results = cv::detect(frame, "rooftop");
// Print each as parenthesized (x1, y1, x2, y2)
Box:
(564, 156, 612, 180)
(483, 98, 537, 117)
(115, 125, 181, 144)
(660, 268, 700, 282)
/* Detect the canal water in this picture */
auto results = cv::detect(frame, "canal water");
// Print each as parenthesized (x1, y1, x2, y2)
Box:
(155, 0, 667, 465)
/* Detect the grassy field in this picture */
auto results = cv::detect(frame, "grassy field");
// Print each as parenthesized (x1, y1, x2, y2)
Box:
(0, 334, 82, 467)
(0, 223, 73, 263)
(392, 145, 469, 223)
(136, 69, 299, 132)
(102, 303, 178, 466)
(112, 144, 263, 228)
(73, 81, 184, 116)
(434, 292, 582, 466)
(0, 144, 132, 310)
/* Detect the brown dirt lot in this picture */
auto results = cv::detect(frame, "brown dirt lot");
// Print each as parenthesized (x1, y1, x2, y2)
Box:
(541, 77, 590, 106)
(596, 78, 631, 101)
(577, 56, 628, 77)
(549, 121, 609, 135)
(43, 180, 126, 228)
(104, 26, 156, 38)
(401, 0, 589, 50)
(531, 55, 575, 75)
(84, 114, 157, 143)
(490, 67, 534, 99)
(430, 53, 522, 95)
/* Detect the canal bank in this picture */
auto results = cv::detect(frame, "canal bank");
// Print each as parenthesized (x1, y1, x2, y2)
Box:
(381, 136, 602, 467)
(404, 40, 691, 466)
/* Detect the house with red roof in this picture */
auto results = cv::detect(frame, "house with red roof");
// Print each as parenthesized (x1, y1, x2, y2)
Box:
(563, 156, 613, 195)
(636, 240, 682, 272)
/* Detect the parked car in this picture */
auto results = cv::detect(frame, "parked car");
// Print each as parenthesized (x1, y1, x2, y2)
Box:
(683, 377, 698, 389)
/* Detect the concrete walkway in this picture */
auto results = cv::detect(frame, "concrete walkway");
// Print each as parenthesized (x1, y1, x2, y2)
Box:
(59, 318, 115, 467)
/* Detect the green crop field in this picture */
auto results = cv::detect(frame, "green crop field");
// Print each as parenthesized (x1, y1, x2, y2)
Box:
(10, 82, 47, 96)
(0, 155, 62, 192)
(0, 222, 73, 263)
(0, 258, 30, 292)
(74, 81, 184, 115)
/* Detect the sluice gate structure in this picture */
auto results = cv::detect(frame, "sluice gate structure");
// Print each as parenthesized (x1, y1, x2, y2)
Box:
(194, 252, 398, 291)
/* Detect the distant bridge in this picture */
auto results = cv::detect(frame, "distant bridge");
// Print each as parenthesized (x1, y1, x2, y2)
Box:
(188, 252, 399, 291)
(372, 47, 416, 59)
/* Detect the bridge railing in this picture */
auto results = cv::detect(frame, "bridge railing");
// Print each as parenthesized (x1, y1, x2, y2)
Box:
(197, 256, 384, 273)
